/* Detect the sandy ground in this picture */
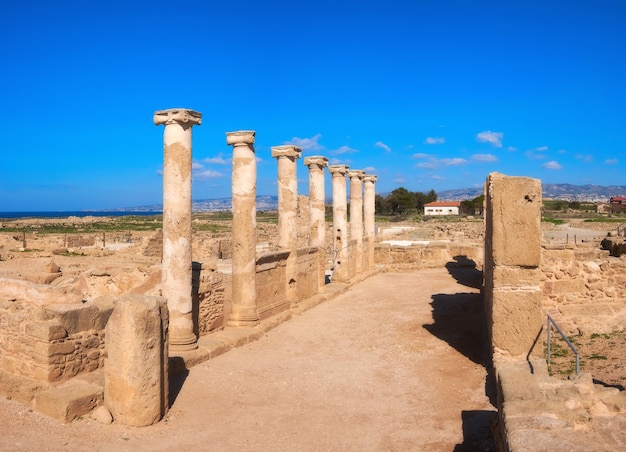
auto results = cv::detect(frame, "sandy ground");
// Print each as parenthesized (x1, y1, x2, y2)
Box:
(1, 267, 495, 451)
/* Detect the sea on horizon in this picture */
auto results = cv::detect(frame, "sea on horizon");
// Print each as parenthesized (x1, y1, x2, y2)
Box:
(0, 211, 163, 220)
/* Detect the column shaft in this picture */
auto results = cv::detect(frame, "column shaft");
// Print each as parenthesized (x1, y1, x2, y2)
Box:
(228, 131, 259, 326)
(329, 165, 349, 282)
(305, 156, 329, 292)
(363, 175, 378, 270)
(349, 170, 365, 273)
(154, 108, 201, 352)
(272, 145, 302, 302)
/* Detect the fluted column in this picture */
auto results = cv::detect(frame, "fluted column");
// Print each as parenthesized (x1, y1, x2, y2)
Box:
(153, 108, 201, 352)
(363, 175, 378, 270)
(348, 170, 365, 273)
(227, 130, 259, 326)
(304, 156, 329, 293)
(329, 165, 349, 282)
(271, 145, 302, 302)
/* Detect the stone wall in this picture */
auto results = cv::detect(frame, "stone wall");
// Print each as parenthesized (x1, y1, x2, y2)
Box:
(255, 250, 290, 320)
(541, 245, 626, 334)
(0, 294, 113, 392)
(194, 265, 230, 336)
(296, 246, 320, 301)
(375, 242, 483, 270)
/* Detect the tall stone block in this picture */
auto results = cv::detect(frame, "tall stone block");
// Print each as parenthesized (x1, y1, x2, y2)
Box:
(484, 172, 543, 357)
(104, 295, 169, 427)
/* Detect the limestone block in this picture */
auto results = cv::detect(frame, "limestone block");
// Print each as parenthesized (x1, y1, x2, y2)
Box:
(493, 267, 541, 287)
(543, 279, 586, 296)
(486, 173, 541, 267)
(24, 321, 67, 341)
(491, 289, 543, 356)
(34, 380, 103, 423)
(104, 295, 168, 427)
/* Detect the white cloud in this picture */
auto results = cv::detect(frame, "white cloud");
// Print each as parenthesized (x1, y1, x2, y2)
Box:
(192, 162, 203, 169)
(203, 156, 230, 165)
(558, 149, 567, 154)
(543, 161, 562, 170)
(156, 169, 163, 176)
(329, 157, 351, 165)
(525, 150, 546, 160)
(424, 137, 445, 145)
(331, 145, 358, 155)
(363, 166, 377, 173)
(472, 153, 498, 162)
(411, 153, 430, 159)
(415, 156, 467, 169)
(507, 146, 517, 152)
(476, 131, 503, 148)
(416, 161, 437, 169)
(394, 176, 406, 183)
(575, 154, 593, 163)
(288, 133, 323, 151)
(375, 141, 391, 152)
(431, 175, 446, 180)
(194, 170, 224, 180)
(605, 158, 619, 165)
(535, 146, 548, 151)
(440, 158, 467, 166)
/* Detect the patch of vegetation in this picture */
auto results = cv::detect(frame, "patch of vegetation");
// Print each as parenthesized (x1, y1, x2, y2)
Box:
(542, 217, 565, 225)
(584, 218, 625, 223)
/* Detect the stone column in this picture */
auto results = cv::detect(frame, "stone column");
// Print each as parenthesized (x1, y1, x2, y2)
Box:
(304, 156, 329, 293)
(153, 108, 201, 351)
(271, 145, 302, 302)
(363, 174, 378, 270)
(484, 172, 543, 358)
(227, 131, 259, 326)
(329, 165, 349, 282)
(348, 170, 365, 273)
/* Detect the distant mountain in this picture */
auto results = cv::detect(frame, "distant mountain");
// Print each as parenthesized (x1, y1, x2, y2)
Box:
(114, 195, 279, 213)
(438, 184, 626, 202)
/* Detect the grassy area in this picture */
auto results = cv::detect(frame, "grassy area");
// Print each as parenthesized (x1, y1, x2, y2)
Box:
(546, 330, 626, 386)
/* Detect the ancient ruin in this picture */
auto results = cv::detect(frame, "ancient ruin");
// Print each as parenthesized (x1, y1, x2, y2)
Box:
(2, 111, 626, 449)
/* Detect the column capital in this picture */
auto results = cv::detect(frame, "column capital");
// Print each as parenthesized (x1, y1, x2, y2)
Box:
(271, 145, 302, 159)
(304, 155, 329, 168)
(153, 108, 202, 126)
(363, 175, 378, 184)
(347, 169, 365, 179)
(226, 130, 256, 146)
(328, 164, 349, 177)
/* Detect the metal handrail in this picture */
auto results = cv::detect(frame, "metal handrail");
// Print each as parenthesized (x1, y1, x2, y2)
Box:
(547, 314, 580, 375)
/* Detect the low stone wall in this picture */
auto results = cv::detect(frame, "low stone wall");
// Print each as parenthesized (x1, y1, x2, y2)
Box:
(0, 292, 113, 395)
(255, 250, 290, 320)
(541, 245, 626, 334)
(194, 264, 230, 335)
(375, 242, 483, 270)
(296, 246, 319, 301)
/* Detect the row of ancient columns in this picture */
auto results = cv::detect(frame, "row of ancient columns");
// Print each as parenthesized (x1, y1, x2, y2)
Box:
(153, 108, 377, 352)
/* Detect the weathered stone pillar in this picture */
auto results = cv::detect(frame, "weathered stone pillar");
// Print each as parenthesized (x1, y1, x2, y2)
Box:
(484, 172, 543, 358)
(154, 108, 201, 351)
(329, 165, 349, 282)
(348, 170, 365, 273)
(227, 131, 259, 326)
(271, 145, 302, 303)
(105, 295, 169, 427)
(363, 174, 378, 270)
(304, 156, 329, 293)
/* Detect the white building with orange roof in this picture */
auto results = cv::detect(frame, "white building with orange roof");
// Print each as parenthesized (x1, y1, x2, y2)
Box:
(424, 201, 461, 216)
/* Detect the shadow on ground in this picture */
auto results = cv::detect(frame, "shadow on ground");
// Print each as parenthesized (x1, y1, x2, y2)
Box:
(424, 260, 498, 451)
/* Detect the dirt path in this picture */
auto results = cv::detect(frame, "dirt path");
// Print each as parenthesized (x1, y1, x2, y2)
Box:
(2, 268, 495, 451)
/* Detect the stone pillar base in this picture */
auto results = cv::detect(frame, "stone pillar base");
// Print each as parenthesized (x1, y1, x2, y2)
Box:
(169, 332, 198, 352)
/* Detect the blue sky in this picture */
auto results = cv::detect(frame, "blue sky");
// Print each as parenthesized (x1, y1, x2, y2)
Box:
(1, 0, 625, 211)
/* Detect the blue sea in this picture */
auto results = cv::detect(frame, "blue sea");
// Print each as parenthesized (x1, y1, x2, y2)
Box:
(0, 211, 162, 220)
